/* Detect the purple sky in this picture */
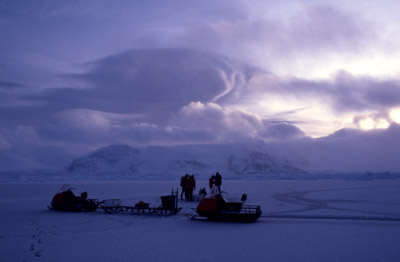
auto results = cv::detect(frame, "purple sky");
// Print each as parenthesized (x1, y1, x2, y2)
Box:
(1, 0, 400, 171)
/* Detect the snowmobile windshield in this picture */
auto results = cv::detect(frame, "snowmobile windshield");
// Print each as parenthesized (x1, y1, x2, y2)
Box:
(60, 184, 74, 193)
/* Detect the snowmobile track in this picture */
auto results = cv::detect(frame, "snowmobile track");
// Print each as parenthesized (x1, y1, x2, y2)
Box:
(263, 214, 400, 222)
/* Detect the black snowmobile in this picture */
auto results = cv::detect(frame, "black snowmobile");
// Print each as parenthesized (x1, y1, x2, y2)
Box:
(48, 184, 99, 212)
(187, 193, 262, 222)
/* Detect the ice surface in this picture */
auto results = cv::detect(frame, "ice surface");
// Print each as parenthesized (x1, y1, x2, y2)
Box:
(1, 180, 400, 262)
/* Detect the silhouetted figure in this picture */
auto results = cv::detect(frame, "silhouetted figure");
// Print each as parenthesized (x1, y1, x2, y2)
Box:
(214, 172, 222, 193)
(186, 174, 196, 201)
(180, 174, 189, 200)
(241, 194, 247, 202)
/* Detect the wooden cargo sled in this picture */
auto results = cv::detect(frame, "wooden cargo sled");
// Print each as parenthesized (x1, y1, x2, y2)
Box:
(100, 189, 182, 216)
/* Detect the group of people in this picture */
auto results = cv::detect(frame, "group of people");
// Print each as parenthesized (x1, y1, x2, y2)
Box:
(180, 174, 196, 201)
(180, 172, 223, 201)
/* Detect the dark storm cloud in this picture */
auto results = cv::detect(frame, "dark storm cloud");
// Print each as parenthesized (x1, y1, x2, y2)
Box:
(56, 49, 240, 124)
(0, 48, 240, 122)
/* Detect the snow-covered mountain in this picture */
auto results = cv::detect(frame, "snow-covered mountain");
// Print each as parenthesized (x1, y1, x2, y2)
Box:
(65, 143, 307, 179)
(66, 145, 140, 174)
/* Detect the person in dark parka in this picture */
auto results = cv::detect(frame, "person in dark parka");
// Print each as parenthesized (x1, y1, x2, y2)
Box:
(186, 174, 196, 201)
(214, 172, 222, 193)
(180, 174, 189, 200)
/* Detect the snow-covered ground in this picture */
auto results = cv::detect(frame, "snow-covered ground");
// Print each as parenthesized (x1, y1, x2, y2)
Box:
(1, 179, 400, 262)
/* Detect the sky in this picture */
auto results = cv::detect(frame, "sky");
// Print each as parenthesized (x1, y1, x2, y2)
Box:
(1, 0, 400, 170)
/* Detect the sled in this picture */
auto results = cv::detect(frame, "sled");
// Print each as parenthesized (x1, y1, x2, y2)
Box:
(100, 189, 182, 216)
(188, 194, 262, 222)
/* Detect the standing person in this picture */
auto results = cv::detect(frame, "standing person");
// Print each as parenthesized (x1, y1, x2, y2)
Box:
(180, 174, 189, 200)
(191, 174, 196, 192)
(187, 174, 196, 201)
(214, 172, 222, 193)
(209, 174, 215, 189)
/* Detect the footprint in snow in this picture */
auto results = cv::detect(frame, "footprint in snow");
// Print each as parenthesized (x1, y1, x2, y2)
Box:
(34, 250, 42, 257)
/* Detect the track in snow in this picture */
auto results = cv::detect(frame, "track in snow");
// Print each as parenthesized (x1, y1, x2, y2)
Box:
(266, 184, 400, 222)
(262, 214, 400, 222)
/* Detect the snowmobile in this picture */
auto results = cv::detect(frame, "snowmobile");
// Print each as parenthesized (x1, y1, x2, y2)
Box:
(100, 189, 182, 216)
(187, 193, 262, 222)
(48, 184, 99, 212)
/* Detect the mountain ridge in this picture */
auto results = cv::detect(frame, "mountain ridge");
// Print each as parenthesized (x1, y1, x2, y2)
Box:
(65, 143, 308, 179)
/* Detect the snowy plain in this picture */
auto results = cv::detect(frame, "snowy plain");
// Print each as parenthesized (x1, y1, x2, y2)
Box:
(1, 177, 400, 262)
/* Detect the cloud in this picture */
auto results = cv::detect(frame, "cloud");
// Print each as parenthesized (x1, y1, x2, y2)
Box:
(55, 109, 143, 129)
(181, 4, 371, 73)
(286, 72, 400, 113)
(0, 81, 24, 88)
(0, 125, 76, 170)
(16, 101, 307, 154)
(65, 49, 246, 124)
(258, 121, 306, 141)
(288, 5, 368, 52)
(38, 109, 160, 147)
(2, 48, 399, 155)
(243, 70, 400, 115)
(31, 0, 246, 22)
(0, 48, 246, 124)
(1, 0, 400, 172)
(0, 49, 255, 157)
(33, 106, 225, 149)
(172, 101, 264, 142)
(221, 69, 400, 137)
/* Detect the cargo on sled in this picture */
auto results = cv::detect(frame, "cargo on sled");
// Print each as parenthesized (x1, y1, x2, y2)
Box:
(100, 189, 182, 216)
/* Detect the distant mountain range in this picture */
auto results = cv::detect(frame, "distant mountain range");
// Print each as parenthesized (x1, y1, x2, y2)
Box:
(65, 143, 307, 179)
(2, 123, 399, 176)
